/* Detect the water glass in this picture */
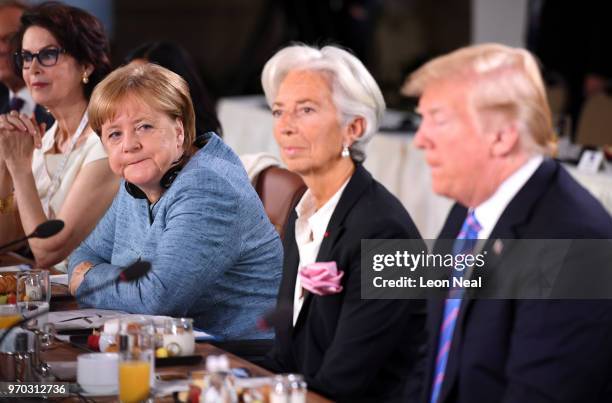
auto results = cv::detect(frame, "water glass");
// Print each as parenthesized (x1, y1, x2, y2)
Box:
(16, 270, 50, 329)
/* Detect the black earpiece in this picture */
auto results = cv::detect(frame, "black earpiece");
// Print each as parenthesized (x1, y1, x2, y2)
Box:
(159, 163, 183, 189)
(124, 155, 187, 199)
(124, 181, 147, 199)
(124, 134, 212, 200)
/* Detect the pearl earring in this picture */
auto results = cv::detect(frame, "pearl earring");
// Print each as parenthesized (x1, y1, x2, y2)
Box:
(82, 74, 89, 84)
(341, 144, 350, 158)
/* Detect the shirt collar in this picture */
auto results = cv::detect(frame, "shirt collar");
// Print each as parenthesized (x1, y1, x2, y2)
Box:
(473, 155, 543, 239)
(295, 177, 350, 242)
(9, 87, 36, 116)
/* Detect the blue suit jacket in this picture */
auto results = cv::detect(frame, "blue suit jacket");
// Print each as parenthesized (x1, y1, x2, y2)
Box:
(422, 158, 612, 403)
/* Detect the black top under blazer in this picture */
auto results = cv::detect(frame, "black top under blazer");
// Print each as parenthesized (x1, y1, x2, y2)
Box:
(421, 158, 612, 403)
(266, 164, 427, 403)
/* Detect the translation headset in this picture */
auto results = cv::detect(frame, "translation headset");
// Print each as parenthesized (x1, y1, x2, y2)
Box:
(124, 133, 211, 199)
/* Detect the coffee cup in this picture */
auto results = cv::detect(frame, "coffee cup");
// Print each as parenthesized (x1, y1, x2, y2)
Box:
(77, 352, 118, 395)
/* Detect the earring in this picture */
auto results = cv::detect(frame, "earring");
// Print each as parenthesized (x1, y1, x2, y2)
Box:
(82, 73, 89, 84)
(341, 144, 350, 158)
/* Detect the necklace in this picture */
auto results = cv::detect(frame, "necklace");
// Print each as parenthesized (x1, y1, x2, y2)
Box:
(40, 112, 89, 217)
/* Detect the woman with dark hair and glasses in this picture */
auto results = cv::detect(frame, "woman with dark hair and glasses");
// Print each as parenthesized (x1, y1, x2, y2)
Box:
(125, 41, 223, 138)
(0, 1, 118, 271)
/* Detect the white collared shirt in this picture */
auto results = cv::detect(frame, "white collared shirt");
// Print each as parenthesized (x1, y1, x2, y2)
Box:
(473, 155, 544, 239)
(8, 87, 36, 116)
(292, 178, 350, 325)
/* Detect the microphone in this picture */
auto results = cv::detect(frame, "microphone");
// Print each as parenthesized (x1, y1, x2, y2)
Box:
(257, 304, 293, 331)
(118, 260, 151, 282)
(78, 260, 152, 295)
(0, 220, 65, 254)
(0, 260, 152, 349)
(30, 220, 64, 239)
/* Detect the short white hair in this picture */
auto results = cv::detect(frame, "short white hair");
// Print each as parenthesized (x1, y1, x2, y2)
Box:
(261, 44, 385, 162)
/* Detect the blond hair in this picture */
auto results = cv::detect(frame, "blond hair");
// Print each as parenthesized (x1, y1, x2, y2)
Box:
(402, 43, 555, 155)
(89, 63, 196, 152)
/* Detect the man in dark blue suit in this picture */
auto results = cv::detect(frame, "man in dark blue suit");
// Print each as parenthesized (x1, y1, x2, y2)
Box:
(402, 43, 612, 403)
(0, 1, 52, 125)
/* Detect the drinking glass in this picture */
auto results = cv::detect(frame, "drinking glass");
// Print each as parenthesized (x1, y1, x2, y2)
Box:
(119, 352, 151, 403)
(117, 317, 155, 402)
(0, 304, 21, 330)
(16, 270, 50, 329)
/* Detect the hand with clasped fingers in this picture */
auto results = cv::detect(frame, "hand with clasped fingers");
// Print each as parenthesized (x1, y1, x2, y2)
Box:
(0, 110, 46, 175)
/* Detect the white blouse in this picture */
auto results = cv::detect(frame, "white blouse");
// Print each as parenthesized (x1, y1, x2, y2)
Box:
(30, 122, 108, 271)
(292, 178, 350, 325)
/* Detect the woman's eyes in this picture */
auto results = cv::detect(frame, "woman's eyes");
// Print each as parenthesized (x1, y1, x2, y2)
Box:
(299, 106, 315, 115)
(105, 123, 152, 140)
(107, 131, 121, 140)
(137, 123, 153, 131)
(271, 107, 315, 117)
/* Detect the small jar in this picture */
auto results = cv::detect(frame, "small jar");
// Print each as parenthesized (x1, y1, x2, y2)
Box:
(270, 374, 306, 403)
(162, 317, 195, 356)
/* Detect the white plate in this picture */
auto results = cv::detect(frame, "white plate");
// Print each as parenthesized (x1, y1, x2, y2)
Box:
(78, 385, 118, 397)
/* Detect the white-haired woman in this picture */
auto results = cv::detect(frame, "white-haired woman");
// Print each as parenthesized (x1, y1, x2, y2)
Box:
(262, 44, 426, 402)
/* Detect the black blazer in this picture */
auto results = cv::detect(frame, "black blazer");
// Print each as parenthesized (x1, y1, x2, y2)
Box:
(0, 84, 54, 128)
(421, 159, 612, 403)
(266, 164, 427, 403)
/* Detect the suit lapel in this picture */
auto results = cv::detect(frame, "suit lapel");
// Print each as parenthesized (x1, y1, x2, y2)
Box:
(0, 85, 53, 125)
(293, 164, 372, 331)
(488, 158, 557, 240)
(34, 105, 55, 128)
(438, 159, 558, 403)
(0, 88, 9, 115)
(0, 91, 54, 127)
(282, 211, 300, 299)
(276, 211, 300, 337)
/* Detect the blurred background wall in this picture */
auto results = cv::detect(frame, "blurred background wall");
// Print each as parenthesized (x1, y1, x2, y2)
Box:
(23, 0, 611, 117)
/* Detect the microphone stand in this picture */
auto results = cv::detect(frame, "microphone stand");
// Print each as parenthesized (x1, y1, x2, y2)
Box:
(0, 236, 31, 254)
(0, 219, 65, 254)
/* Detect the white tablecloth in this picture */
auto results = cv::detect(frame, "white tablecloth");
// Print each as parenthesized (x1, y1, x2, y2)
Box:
(219, 95, 612, 238)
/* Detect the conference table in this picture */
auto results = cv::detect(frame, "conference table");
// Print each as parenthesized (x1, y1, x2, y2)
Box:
(37, 285, 332, 402)
(219, 95, 612, 239)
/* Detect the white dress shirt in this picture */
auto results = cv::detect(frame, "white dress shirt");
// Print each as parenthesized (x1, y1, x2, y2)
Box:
(473, 155, 544, 239)
(8, 87, 36, 116)
(292, 178, 350, 325)
(31, 124, 107, 272)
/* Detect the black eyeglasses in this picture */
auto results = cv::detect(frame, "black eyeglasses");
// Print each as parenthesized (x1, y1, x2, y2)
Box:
(14, 47, 66, 69)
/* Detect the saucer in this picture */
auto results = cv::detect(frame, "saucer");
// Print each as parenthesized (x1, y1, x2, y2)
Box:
(78, 384, 118, 396)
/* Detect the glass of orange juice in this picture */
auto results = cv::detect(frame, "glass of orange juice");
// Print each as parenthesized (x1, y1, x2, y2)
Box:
(0, 304, 21, 330)
(0, 304, 22, 352)
(118, 358, 151, 402)
(117, 318, 156, 403)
